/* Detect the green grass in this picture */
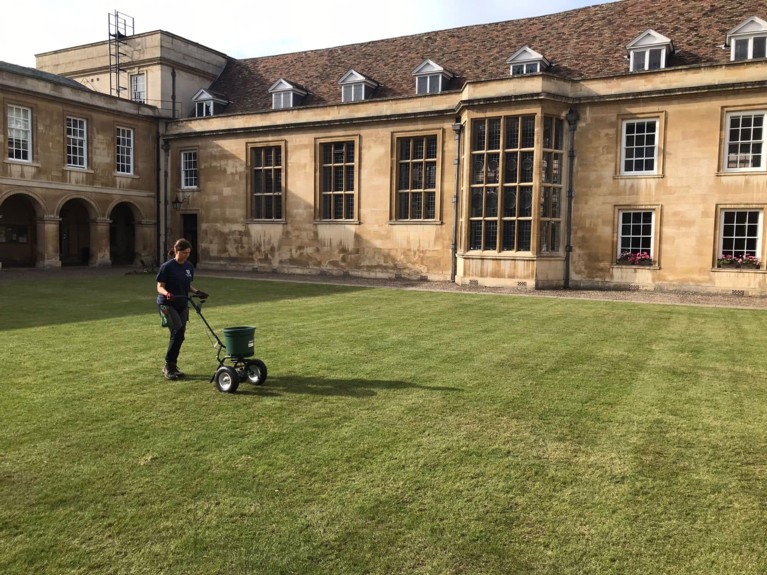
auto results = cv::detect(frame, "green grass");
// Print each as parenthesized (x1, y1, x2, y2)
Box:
(1, 273, 766, 574)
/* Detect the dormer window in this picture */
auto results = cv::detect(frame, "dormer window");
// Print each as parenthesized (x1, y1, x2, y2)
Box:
(727, 16, 767, 61)
(191, 89, 228, 118)
(507, 47, 550, 76)
(269, 79, 307, 110)
(412, 60, 453, 95)
(196, 101, 213, 117)
(339, 69, 378, 103)
(627, 30, 674, 71)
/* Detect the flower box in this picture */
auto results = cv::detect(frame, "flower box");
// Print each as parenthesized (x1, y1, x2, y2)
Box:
(717, 254, 761, 269)
(616, 251, 654, 266)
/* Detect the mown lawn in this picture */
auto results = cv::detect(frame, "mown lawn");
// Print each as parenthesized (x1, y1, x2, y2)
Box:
(1, 272, 766, 574)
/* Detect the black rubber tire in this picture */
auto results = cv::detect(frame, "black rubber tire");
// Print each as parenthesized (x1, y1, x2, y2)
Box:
(214, 366, 240, 393)
(244, 359, 267, 385)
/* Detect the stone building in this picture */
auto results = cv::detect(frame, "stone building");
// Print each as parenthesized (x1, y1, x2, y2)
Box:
(0, 62, 160, 267)
(3, 0, 767, 295)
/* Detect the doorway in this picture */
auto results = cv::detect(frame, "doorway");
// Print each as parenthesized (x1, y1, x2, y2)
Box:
(182, 213, 198, 267)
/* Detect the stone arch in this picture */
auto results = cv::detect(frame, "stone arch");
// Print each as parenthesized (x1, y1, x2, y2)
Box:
(57, 196, 99, 266)
(0, 191, 45, 267)
(108, 201, 140, 265)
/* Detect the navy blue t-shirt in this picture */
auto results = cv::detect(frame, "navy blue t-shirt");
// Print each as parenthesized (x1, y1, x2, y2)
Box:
(156, 259, 194, 308)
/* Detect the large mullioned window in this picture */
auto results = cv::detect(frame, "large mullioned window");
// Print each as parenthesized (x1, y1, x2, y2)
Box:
(251, 144, 284, 220)
(395, 135, 438, 221)
(469, 115, 536, 252)
(319, 140, 357, 221)
(540, 117, 565, 253)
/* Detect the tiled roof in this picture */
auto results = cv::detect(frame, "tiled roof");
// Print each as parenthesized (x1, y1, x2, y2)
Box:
(210, 0, 765, 115)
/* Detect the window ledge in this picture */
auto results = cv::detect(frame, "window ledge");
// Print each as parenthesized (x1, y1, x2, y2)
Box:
(246, 219, 286, 225)
(717, 170, 767, 176)
(389, 220, 443, 225)
(4, 159, 40, 168)
(65, 166, 94, 174)
(314, 220, 361, 225)
(461, 252, 535, 260)
(712, 267, 765, 272)
(614, 174, 664, 180)
(612, 264, 659, 270)
(114, 172, 139, 179)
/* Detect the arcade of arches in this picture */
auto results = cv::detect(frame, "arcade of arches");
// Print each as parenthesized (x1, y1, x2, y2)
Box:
(0, 192, 155, 269)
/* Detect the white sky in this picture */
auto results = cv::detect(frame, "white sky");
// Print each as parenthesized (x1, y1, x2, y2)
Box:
(1, 0, 617, 68)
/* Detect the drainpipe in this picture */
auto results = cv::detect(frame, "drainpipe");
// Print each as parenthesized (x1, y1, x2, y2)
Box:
(564, 108, 580, 289)
(171, 67, 177, 119)
(450, 120, 463, 282)
(161, 138, 171, 261)
(155, 131, 162, 266)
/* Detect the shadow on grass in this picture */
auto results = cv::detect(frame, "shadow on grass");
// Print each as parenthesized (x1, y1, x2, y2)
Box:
(180, 374, 461, 397)
(0, 269, 371, 330)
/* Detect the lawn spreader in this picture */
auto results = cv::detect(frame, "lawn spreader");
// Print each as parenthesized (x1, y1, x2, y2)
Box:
(188, 294, 268, 393)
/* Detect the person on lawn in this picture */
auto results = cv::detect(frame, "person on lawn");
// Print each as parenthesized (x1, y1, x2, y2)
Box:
(156, 238, 209, 380)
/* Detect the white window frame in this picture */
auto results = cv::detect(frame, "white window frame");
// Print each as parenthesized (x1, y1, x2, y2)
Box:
(416, 74, 444, 95)
(180, 150, 198, 189)
(7, 104, 32, 162)
(724, 111, 766, 172)
(272, 92, 294, 110)
(115, 126, 134, 175)
(342, 83, 365, 103)
(130, 73, 145, 103)
(718, 208, 763, 260)
(630, 48, 666, 71)
(620, 118, 660, 176)
(617, 209, 656, 259)
(732, 35, 767, 61)
(511, 62, 540, 76)
(66, 116, 87, 169)
(196, 101, 214, 117)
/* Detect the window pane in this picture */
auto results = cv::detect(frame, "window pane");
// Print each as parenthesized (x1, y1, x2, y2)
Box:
(521, 116, 535, 148)
(648, 49, 663, 70)
(734, 39, 749, 61)
(754, 37, 767, 59)
(488, 119, 501, 150)
(505, 118, 520, 149)
(517, 221, 532, 251)
(486, 188, 498, 217)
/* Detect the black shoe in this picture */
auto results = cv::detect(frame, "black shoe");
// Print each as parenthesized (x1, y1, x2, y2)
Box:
(162, 365, 179, 380)
(169, 363, 185, 378)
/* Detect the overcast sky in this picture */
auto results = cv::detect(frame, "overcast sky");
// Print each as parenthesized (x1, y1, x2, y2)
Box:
(1, 0, 618, 68)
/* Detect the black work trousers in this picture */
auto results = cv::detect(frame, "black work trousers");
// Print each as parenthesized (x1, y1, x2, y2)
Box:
(160, 305, 189, 365)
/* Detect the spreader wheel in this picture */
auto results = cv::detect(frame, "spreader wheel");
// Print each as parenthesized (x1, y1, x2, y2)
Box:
(244, 359, 268, 385)
(214, 366, 240, 393)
